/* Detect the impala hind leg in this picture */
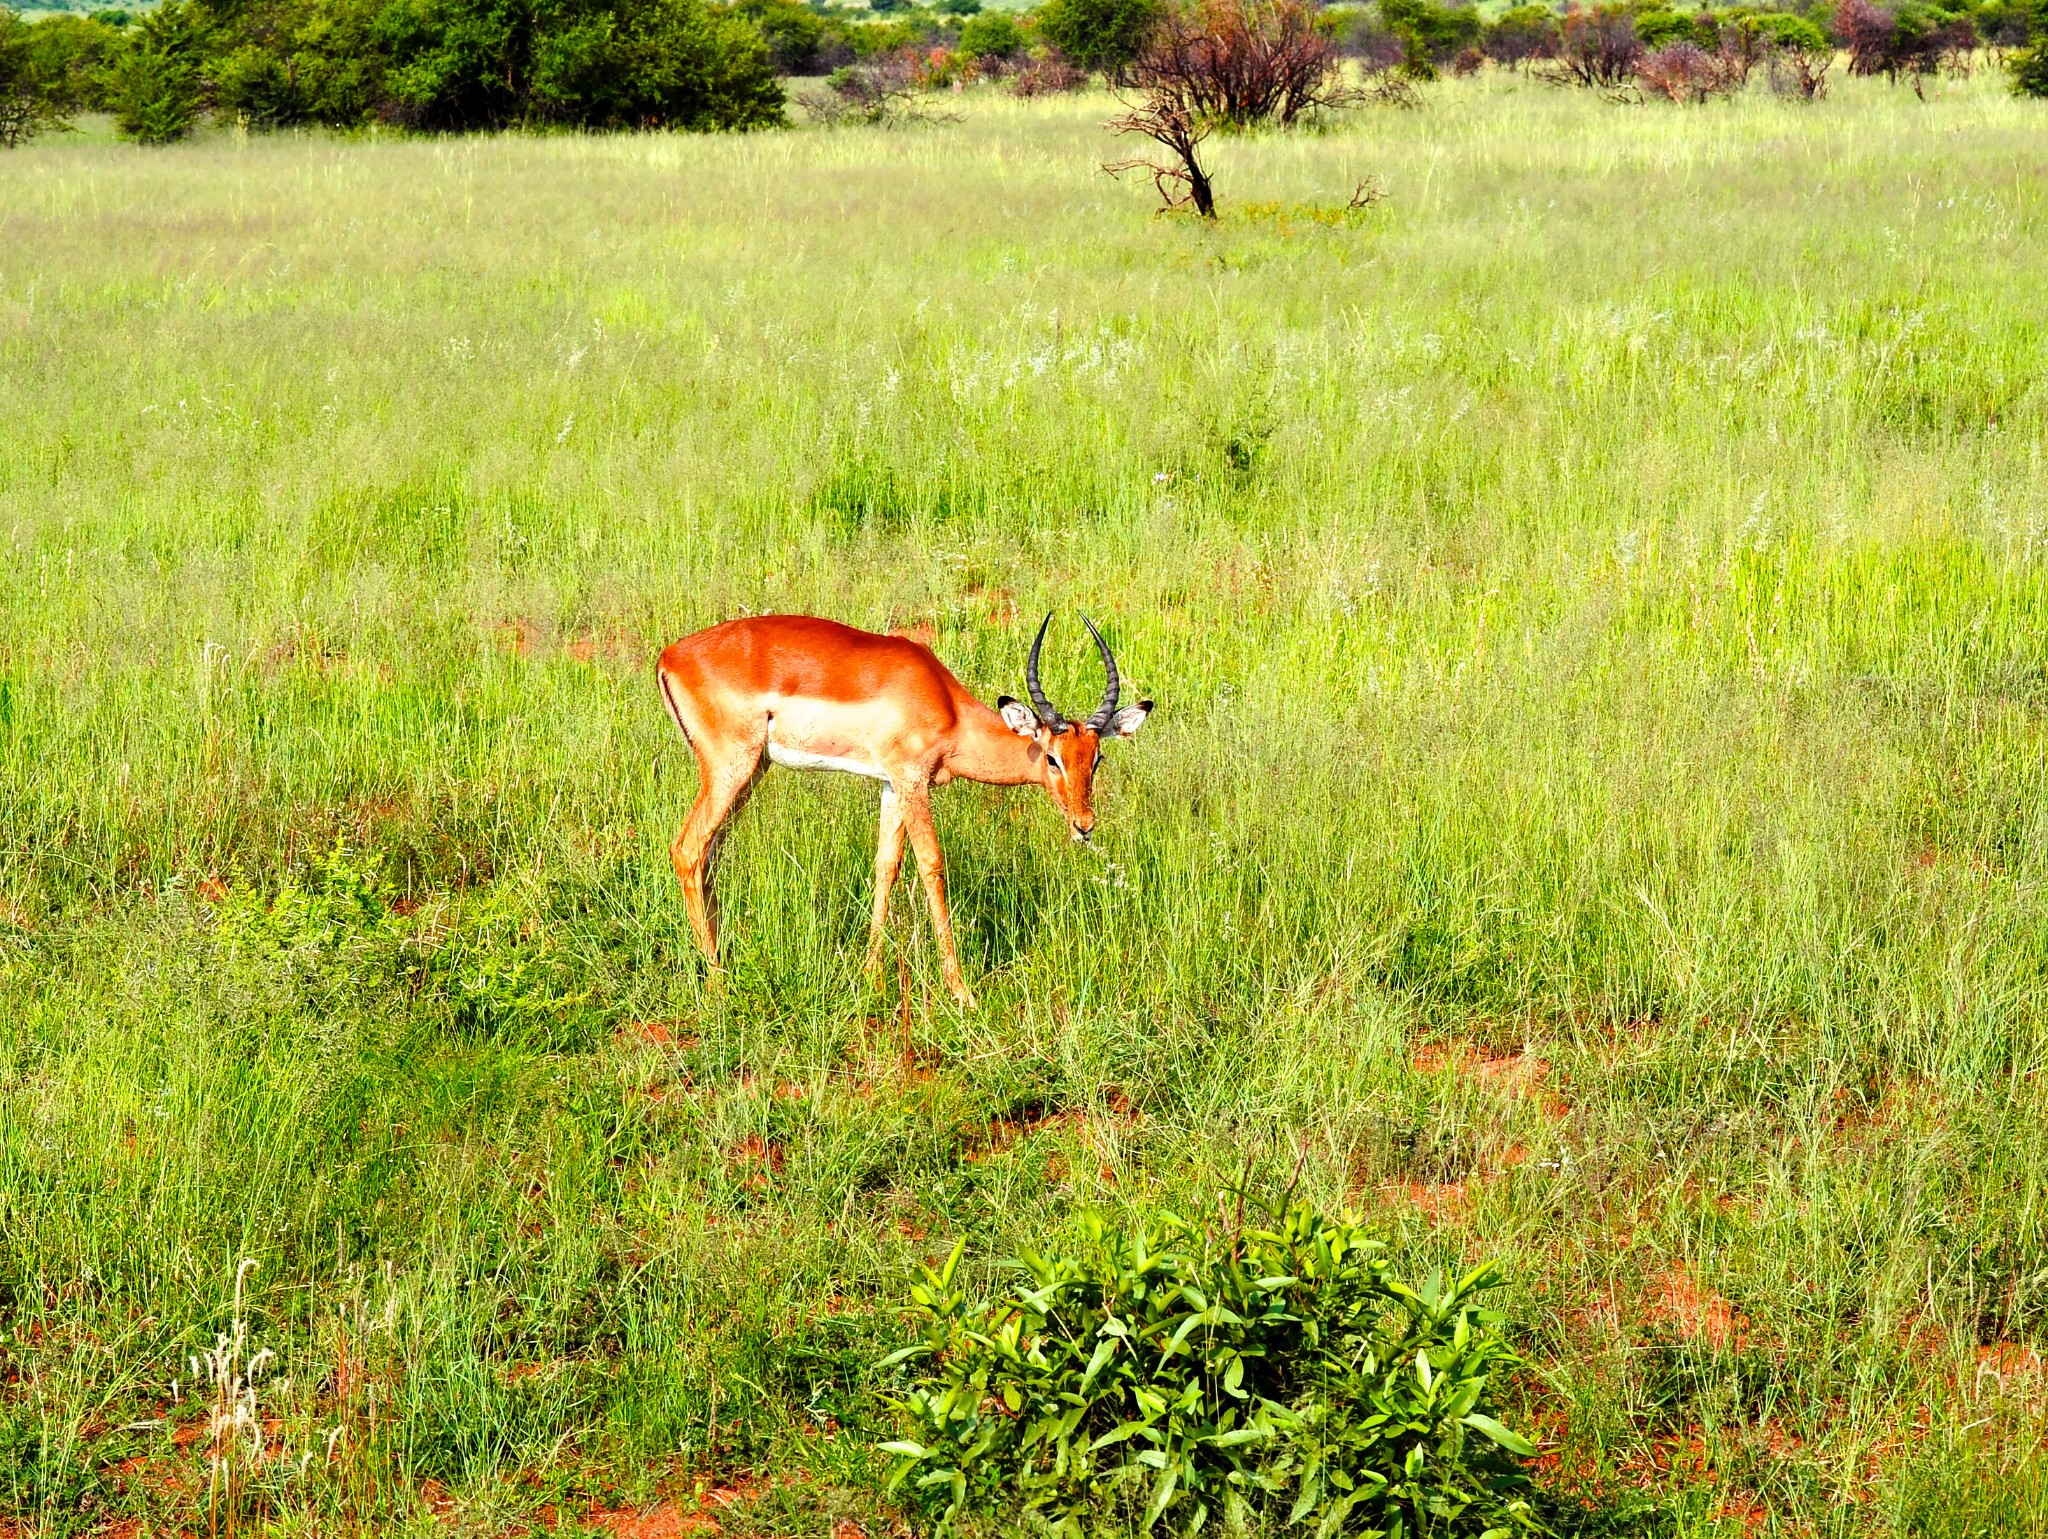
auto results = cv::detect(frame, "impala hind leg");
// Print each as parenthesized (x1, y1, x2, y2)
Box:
(865, 785, 907, 978)
(899, 790, 975, 1007)
(669, 747, 765, 973)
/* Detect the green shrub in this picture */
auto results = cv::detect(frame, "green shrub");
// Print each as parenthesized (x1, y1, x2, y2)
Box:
(1379, 0, 1482, 78)
(882, 1201, 1541, 1536)
(0, 8, 71, 146)
(958, 9, 1026, 60)
(2012, 0, 2048, 95)
(107, 46, 201, 141)
(105, 0, 206, 142)
(1033, 0, 1161, 76)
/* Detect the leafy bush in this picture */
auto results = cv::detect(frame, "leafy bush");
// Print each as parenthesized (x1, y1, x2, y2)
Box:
(723, 0, 856, 74)
(0, 8, 71, 146)
(1837, 0, 1977, 93)
(101, 0, 210, 143)
(1482, 5, 1558, 68)
(1379, 0, 1482, 78)
(2012, 0, 2048, 95)
(1034, 0, 1163, 77)
(1536, 4, 1641, 87)
(1758, 12, 1833, 96)
(958, 10, 1028, 61)
(881, 1201, 1540, 1536)
(376, 0, 785, 130)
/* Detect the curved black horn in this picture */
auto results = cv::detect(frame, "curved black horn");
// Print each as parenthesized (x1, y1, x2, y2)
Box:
(1082, 614, 1121, 733)
(1024, 613, 1061, 726)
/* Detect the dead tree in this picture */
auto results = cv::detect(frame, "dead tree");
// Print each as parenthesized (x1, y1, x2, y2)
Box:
(1105, 88, 1217, 217)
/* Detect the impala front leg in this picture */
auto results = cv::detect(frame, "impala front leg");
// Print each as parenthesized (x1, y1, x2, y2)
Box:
(899, 789, 975, 1007)
(866, 785, 907, 978)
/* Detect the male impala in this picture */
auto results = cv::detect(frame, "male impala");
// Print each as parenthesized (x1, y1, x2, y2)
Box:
(656, 613, 1152, 1004)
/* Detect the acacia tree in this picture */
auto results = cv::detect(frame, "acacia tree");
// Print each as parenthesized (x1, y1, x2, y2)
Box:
(0, 9, 70, 147)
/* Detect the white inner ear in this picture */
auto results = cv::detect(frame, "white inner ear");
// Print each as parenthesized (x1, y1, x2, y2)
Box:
(999, 700, 1040, 738)
(1107, 705, 1152, 739)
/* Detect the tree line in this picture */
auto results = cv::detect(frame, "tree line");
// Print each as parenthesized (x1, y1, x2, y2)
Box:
(2, 0, 2045, 148)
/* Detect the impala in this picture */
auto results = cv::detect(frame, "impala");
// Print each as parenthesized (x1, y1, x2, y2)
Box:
(655, 613, 1152, 1004)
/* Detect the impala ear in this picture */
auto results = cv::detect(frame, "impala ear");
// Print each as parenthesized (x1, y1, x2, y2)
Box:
(1105, 701, 1153, 740)
(997, 697, 1040, 738)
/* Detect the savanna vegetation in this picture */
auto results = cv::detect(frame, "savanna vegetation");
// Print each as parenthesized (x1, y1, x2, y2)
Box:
(4, 11, 2048, 1539)
(4, 0, 2048, 150)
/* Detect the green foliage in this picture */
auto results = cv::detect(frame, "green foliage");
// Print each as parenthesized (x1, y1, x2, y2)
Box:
(1481, 5, 1557, 66)
(1632, 8, 1695, 49)
(882, 1203, 1539, 1536)
(1378, 0, 1480, 78)
(364, 0, 786, 129)
(1756, 11, 1832, 50)
(1032, 0, 1161, 74)
(2011, 0, 2048, 94)
(13, 71, 2048, 1538)
(0, 8, 70, 146)
(106, 0, 205, 141)
(957, 7, 1025, 59)
(723, 0, 856, 74)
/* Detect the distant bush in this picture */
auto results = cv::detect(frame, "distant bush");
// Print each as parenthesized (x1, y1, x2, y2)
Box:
(1837, 0, 1978, 94)
(1010, 44, 1087, 91)
(957, 9, 1028, 62)
(1034, 0, 1163, 78)
(1536, 4, 1642, 87)
(1759, 12, 1833, 96)
(800, 46, 953, 123)
(723, 0, 857, 75)
(0, 8, 70, 145)
(882, 1201, 1540, 1537)
(1483, 4, 1559, 68)
(14, 0, 789, 137)
(2010, 0, 2048, 94)
(1638, 39, 1746, 98)
(106, 0, 205, 141)
(1379, 0, 1481, 78)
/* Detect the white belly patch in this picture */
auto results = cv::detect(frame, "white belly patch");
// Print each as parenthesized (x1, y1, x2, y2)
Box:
(767, 743, 889, 781)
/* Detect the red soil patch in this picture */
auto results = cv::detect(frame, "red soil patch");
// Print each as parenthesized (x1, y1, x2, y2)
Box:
(1409, 1041, 1569, 1118)
(587, 1503, 718, 1537)
(491, 619, 535, 658)
(195, 875, 228, 904)
(1971, 1341, 2047, 1397)
(831, 1523, 871, 1539)
(727, 1136, 785, 1187)
(1381, 1181, 1468, 1223)
(1711, 1490, 1769, 1531)
(620, 1020, 697, 1050)
(1650, 1266, 1748, 1352)
(963, 1092, 1143, 1164)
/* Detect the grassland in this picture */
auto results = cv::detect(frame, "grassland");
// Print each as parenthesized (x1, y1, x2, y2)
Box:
(3, 69, 2048, 1536)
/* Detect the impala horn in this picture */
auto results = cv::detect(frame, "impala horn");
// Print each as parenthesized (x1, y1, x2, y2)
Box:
(1082, 615, 1121, 734)
(1024, 613, 1062, 729)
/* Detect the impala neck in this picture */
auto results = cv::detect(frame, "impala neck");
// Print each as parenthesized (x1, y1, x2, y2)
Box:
(946, 701, 1045, 788)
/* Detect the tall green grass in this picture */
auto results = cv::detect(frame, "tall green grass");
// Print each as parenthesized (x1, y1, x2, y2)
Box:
(3, 72, 2048, 1534)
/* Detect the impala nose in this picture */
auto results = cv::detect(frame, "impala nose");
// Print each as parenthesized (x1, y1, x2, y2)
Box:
(1070, 820, 1093, 843)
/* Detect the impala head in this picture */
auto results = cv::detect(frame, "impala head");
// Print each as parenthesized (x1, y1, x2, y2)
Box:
(996, 614, 1153, 842)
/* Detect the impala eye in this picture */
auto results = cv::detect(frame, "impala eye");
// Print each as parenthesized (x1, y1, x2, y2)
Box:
(1048, 753, 1063, 772)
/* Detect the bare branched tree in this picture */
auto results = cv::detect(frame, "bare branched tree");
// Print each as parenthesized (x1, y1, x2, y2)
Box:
(1146, 0, 1346, 128)
(1104, 89, 1218, 217)
(798, 51, 959, 126)
(1103, 0, 1348, 219)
